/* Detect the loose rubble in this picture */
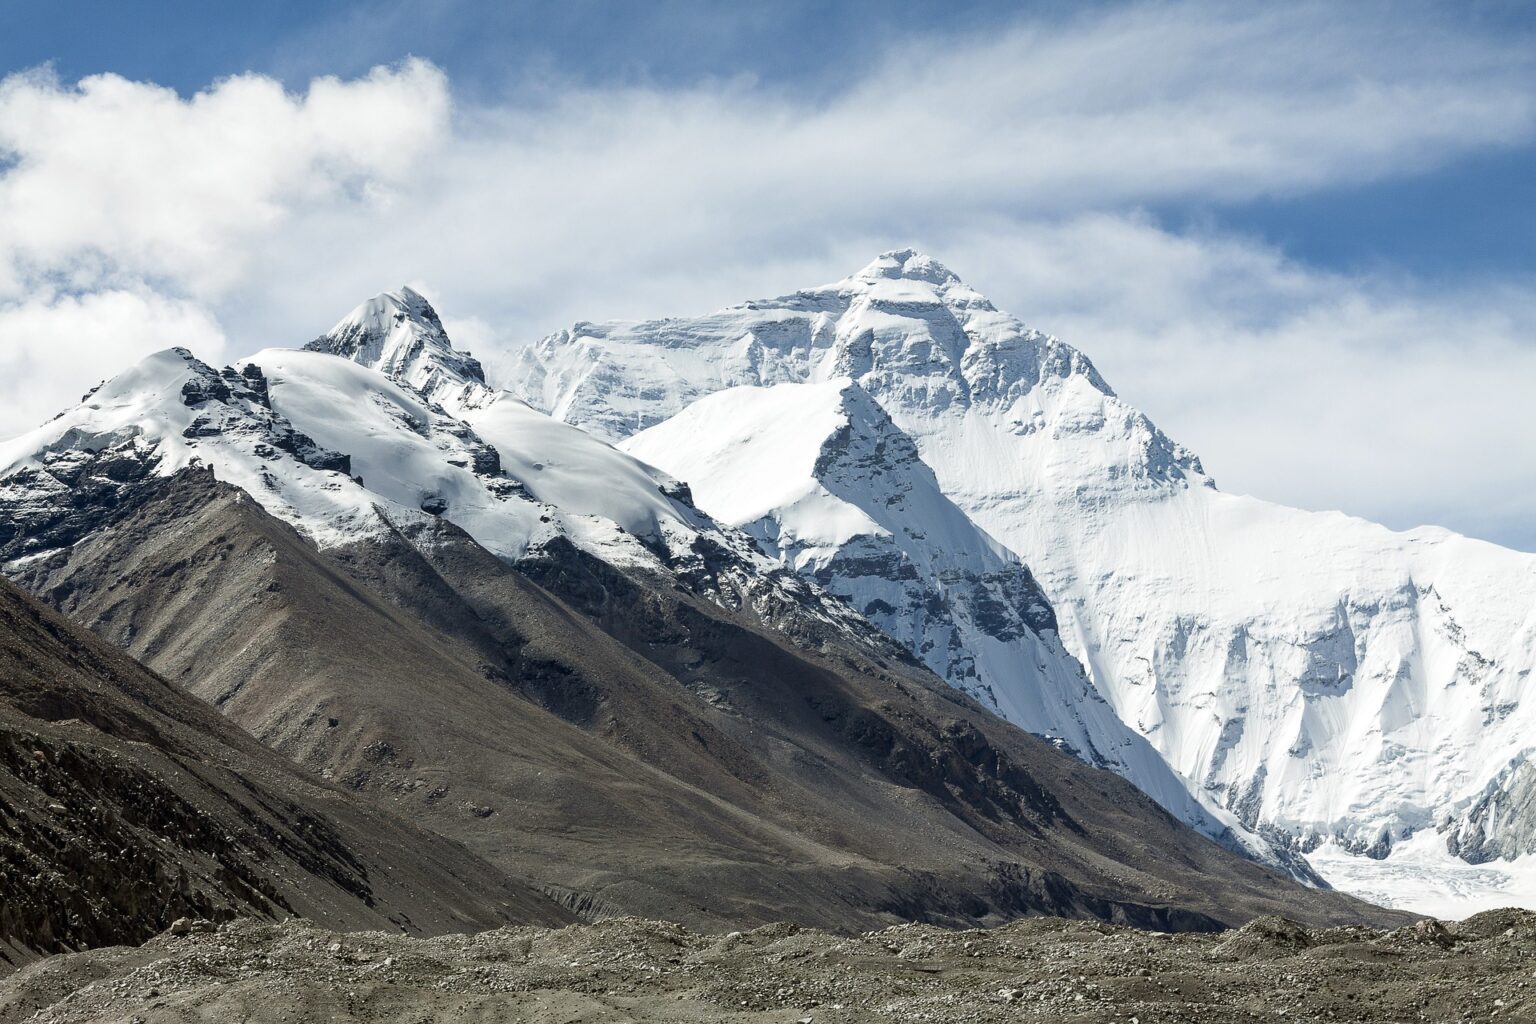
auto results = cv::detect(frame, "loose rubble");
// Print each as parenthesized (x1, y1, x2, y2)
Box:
(6, 910, 1536, 1023)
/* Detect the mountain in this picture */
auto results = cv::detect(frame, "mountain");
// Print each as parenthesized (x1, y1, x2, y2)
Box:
(509, 248, 1536, 908)
(0, 291, 1398, 933)
(0, 572, 570, 973)
(621, 375, 1263, 858)
(302, 288, 888, 648)
(306, 285, 490, 406)
(0, 334, 873, 657)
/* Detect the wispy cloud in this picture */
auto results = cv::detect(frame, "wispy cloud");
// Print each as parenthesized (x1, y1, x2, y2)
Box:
(0, 1, 1531, 547)
(954, 214, 1536, 550)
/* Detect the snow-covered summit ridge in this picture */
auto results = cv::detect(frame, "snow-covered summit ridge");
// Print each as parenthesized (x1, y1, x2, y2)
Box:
(509, 248, 1204, 494)
(0, 347, 385, 554)
(845, 248, 975, 292)
(1, 300, 891, 659)
(299, 292, 915, 650)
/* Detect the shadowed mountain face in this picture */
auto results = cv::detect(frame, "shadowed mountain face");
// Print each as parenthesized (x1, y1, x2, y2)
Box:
(0, 572, 571, 974)
(6, 466, 1405, 935)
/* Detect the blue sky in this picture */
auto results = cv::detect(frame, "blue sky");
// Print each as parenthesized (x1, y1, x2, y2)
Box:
(0, 1, 1533, 548)
(6, 2, 1094, 96)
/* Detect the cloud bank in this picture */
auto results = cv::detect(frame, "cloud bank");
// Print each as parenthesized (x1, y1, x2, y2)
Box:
(0, 2, 1532, 548)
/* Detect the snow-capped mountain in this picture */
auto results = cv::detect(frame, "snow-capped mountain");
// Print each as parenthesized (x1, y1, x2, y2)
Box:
(2, 286, 1400, 937)
(510, 249, 1536, 901)
(622, 375, 1251, 848)
(307, 285, 492, 408)
(0, 293, 882, 652)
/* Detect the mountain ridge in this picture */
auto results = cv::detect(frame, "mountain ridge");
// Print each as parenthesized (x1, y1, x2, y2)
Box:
(0, 569, 571, 972)
(620, 375, 1273, 864)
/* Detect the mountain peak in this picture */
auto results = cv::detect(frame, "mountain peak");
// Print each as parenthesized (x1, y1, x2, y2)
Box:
(332, 284, 445, 339)
(307, 285, 487, 399)
(851, 248, 961, 287)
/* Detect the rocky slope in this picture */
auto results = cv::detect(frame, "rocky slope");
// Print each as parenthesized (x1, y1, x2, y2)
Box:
(9, 909, 1536, 1024)
(509, 249, 1536, 905)
(0, 574, 570, 974)
(2, 465, 1392, 934)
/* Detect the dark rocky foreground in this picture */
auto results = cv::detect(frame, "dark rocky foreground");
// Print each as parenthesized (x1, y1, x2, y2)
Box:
(0, 577, 568, 975)
(5, 911, 1536, 1024)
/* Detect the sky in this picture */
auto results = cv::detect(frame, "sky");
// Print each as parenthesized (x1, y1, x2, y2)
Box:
(0, 0, 1533, 550)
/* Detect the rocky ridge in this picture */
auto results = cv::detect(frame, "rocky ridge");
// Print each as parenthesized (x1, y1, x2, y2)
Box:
(622, 376, 1266, 860)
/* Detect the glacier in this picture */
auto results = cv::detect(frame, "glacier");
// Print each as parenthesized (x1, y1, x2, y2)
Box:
(510, 248, 1536, 915)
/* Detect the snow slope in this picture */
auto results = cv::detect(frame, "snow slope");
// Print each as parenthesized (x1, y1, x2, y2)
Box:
(0, 346, 662, 571)
(0, 299, 880, 652)
(301, 288, 883, 638)
(622, 376, 1255, 847)
(0, 350, 386, 553)
(308, 294, 717, 555)
(511, 249, 1536, 905)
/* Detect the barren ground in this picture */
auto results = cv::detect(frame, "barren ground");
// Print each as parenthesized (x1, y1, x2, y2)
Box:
(5, 910, 1536, 1023)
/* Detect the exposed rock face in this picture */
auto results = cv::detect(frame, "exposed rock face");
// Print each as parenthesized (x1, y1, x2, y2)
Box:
(0, 355, 349, 565)
(0, 573, 570, 972)
(1446, 760, 1536, 863)
(305, 285, 489, 402)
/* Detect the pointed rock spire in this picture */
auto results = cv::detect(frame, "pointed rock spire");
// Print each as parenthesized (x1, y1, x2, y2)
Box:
(307, 286, 487, 402)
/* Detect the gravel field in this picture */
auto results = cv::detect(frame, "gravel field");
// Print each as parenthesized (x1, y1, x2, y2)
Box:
(5, 910, 1536, 1023)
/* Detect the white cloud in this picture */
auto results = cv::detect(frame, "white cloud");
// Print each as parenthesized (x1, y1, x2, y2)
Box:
(0, 290, 227, 430)
(0, 57, 447, 296)
(949, 215, 1536, 551)
(0, 1, 1531, 548)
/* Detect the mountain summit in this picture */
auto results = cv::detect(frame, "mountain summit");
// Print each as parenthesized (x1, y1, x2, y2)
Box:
(511, 251, 1536, 913)
(508, 248, 1202, 487)
(850, 247, 967, 286)
(307, 286, 491, 408)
